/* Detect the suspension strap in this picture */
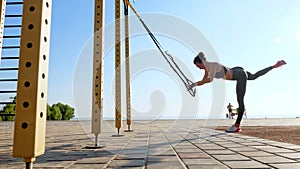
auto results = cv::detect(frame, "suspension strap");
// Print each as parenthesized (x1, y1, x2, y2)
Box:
(124, 0, 196, 97)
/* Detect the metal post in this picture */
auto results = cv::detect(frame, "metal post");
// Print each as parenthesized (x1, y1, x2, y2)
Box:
(89, 0, 105, 149)
(25, 162, 33, 169)
(115, 0, 122, 135)
(0, 0, 6, 63)
(13, 0, 52, 166)
(123, 0, 133, 132)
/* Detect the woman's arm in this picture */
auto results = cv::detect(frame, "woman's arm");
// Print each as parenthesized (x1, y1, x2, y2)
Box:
(195, 76, 212, 86)
(189, 70, 212, 89)
(187, 62, 220, 90)
(197, 70, 212, 85)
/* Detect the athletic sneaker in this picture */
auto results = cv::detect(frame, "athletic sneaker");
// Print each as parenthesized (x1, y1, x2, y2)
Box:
(274, 60, 287, 68)
(226, 125, 241, 133)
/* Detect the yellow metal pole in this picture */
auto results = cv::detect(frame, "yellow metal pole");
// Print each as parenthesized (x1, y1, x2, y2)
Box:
(115, 0, 122, 134)
(92, 0, 105, 147)
(13, 0, 52, 167)
(123, 1, 132, 132)
(124, 0, 140, 18)
(0, 0, 5, 62)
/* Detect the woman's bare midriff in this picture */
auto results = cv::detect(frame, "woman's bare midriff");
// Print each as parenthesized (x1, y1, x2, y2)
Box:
(225, 69, 233, 80)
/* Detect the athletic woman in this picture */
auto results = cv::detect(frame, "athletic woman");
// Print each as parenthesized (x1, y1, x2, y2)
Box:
(188, 52, 286, 132)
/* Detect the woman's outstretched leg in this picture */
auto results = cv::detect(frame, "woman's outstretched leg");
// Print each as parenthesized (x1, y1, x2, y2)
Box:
(247, 66, 273, 80)
(247, 60, 287, 80)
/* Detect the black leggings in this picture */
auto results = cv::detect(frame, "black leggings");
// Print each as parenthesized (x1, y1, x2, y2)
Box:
(231, 66, 273, 124)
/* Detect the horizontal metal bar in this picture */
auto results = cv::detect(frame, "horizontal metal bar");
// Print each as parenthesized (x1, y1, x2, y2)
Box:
(5, 14, 22, 18)
(0, 102, 15, 104)
(6, 2, 23, 5)
(2, 46, 20, 49)
(1, 56, 19, 60)
(4, 25, 22, 28)
(0, 91, 17, 93)
(3, 35, 21, 38)
(0, 114, 15, 117)
(0, 79, 18, 82)
(0, 68, 18, 71)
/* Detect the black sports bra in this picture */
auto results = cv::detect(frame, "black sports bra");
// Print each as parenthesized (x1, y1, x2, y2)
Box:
(215, 65, 228, 78)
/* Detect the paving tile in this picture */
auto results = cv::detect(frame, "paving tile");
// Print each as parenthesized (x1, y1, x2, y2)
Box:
(278, 152, 300, 159)
(147, 149, 174, 156)
(205, 149, 236, 155)
(34, 161, 75, 168)
(247, 138, 269, 142)
(187, 164, 229, 169)
(106, 167, 144, 169)
(272, 143, 300, 150)
(269, 162, 300, 169)
(0, 164, 24, 169)
(121, 149, 148, 154)
(253, 145, 297, 153)
(188, 139, 210, 144)
(0, 156, 21, 163)
(175, 148, 203, 153)
(178, 152, 211, 159)
(76, 156, 112, 164)
(223, 160, 271, 169)
(68, 164, 106, 169)
(47, 155, 85, 161)
(90, 150, 115, 157)
(173, 145, 195, 149)
(251, 155, 296, 164)
(239, 151, 273, 157)
(108, 159, 145, 168)
(182, 158, 222, 165)
(196, 144, 226, 150)
(229, 146, 257, 152)
(212, 154, 250, 161)
(146, 161, 184, 169)
(216, 142, 244, 148)
(224, 137, 246, 142)
(124, 145, 148, 150)
(206, 137, 228, 142)
(240, 142, 266, 146)
(115, 153, 147, 160)
(147, 155, 179, 162)
(255, 140, 280, 145)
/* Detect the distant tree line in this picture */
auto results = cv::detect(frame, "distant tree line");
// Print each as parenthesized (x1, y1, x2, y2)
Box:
(46, 102, 75, 120)
(0, 103, 15, 121)
(0, 98, 74, 121)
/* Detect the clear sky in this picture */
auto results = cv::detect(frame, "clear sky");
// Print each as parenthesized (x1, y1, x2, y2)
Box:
(3, 0, 300, 120)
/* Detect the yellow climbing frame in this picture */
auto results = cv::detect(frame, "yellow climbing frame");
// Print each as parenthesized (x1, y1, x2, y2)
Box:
(13, 0, 52, 163)
(0, 0, 5, 62)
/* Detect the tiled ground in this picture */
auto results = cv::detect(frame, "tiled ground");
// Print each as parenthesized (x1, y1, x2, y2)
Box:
(1, 119, 300, 168)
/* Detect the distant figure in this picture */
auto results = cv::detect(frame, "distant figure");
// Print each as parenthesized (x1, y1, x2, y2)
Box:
(227, 103, 233, 119)
(188, 52, 286, 132)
